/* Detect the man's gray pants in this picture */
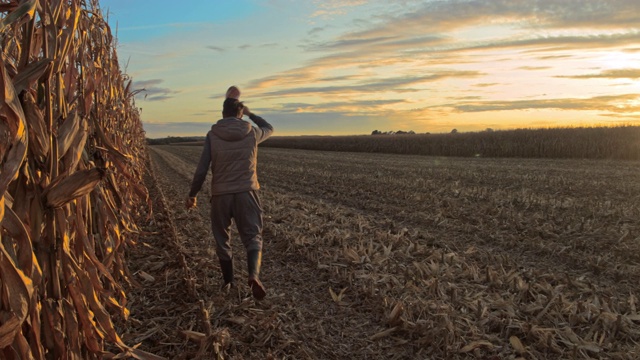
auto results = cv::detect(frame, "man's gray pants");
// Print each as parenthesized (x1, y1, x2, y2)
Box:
(210, 190, 263, 261)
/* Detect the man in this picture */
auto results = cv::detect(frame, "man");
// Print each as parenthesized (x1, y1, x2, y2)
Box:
(186, 94, 274, 300)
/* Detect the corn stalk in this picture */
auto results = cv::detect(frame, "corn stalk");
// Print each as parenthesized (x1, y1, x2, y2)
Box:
(0, 0, 159, 358)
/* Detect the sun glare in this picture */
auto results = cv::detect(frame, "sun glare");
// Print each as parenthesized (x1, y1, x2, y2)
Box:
(598, 51, 640, 69)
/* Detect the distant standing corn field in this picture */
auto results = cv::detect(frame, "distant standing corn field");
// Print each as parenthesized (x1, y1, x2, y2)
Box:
(262, 126, 640, 160)
(0, 0, 156, 358)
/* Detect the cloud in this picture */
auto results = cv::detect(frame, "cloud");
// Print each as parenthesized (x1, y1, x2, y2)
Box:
(449, 95, 483, 100)
(443, 94, 640, 113)
(132, 79, 180, 101)
(141, 121, 212, 136)
(257, 71, 483, 97)
(474, 83, 499, 88)
(517, 66, 551, 70)
(452, 32, 640, 53)
(299, 1, 640, 70)
(133, 79, 163, 88)
(244, 1, 639, 103)
(206, 45, 225, 52)
(310, 0, 367, 18)
(599, 113, 640, 120)
(308, 25, 330, 36)
(345, 0, 640, 37)
(537, 55, 574, 60)
(276, 99, 408, 113)
(557, 68, 640, 79)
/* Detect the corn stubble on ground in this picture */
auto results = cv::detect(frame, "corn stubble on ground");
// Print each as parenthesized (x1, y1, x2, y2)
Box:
(128, 145, 640, 359)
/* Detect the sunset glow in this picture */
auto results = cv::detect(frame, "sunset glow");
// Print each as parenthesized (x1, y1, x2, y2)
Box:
(100, 0, 640, 137)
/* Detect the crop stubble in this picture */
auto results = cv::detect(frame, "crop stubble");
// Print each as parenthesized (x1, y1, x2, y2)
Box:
(137, 145, 640, 359)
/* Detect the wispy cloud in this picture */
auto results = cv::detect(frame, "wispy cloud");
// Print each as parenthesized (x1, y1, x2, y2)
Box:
(474, 83, 499, 88)
(308, 25, 330, 36)
(517, 66, 551, 71)
(310, 0, 367, 18)
(557, 68, 640, 79)
(244, 0, 640, 105)
(446, 32, 640, 53)
(142, 121, 212, 137)
(206, 45, 225, 52)
(276, 99, 407, 113)
(344, 0, 640, 37)
(443, 94, 640, 113)
(257, 71, 484, 97)
(133, 79, 180, 101)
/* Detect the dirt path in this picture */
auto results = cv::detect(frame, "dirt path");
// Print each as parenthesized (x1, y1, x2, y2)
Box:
(120, 146, 402, 359)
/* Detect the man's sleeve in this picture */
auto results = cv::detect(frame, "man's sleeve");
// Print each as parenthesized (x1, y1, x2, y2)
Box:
(188, 135, 212, 197)
(249, 114, 274, 144)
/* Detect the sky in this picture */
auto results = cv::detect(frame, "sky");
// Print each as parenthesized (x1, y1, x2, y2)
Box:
(98, 0, 640, 138)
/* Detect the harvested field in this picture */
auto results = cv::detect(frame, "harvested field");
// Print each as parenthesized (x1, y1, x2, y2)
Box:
(127, 145, 640, 359)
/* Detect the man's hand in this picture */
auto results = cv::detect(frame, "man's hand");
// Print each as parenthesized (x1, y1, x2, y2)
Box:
(185, 197, 197, 209)
(242, 106, 253, 117)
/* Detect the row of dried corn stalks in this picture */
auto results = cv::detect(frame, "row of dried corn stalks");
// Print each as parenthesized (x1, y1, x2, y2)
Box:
(0, 0, 158, 358)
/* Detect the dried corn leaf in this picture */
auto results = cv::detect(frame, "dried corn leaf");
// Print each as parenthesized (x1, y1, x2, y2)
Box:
(64, 264, 105, 353)
(329, 287, 348, 303)
(73, 259, 125, 346)
(12, 58, 52, 94)
(370, 327, 397, 341)
(11, 331, 31, 359)
(388, 302, 404, 326)
(22, 91, 50, 159)
(138, 271, 155, 282)
(0, 244, 34, 325)
(61, 116, 88, 173)
(182, 330, 206, 342)
(509, 335, 526, 355)
(0, 0, 36, 32)
(0, 55, 28, 197)
(459, 340, 494, 353)
(56, 109, 81, 160)
(0, 314, 20, 348)
(1, 204, 42, 282)
(45, 168, 104, 208)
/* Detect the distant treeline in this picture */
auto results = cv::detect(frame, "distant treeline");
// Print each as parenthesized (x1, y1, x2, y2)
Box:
(147, 136, 205, 145)
(260, 126, 640, 160)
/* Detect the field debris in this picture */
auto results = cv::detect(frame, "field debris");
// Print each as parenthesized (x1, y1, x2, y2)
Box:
(137, 145, 640, 358)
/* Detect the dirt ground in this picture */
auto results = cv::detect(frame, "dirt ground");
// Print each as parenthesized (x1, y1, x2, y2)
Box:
(119, 145, 640, 359)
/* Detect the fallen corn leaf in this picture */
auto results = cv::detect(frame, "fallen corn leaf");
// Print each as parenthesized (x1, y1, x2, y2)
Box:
(460, 340, 494, 353)
(510, 336, 526, 355)
(138, 271, 155, 282)
(370, 327, 397, 341)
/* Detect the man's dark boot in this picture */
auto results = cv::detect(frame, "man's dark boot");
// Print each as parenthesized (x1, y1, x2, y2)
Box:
(219, 259, 234, 289)
(247, 250, 266, 300)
